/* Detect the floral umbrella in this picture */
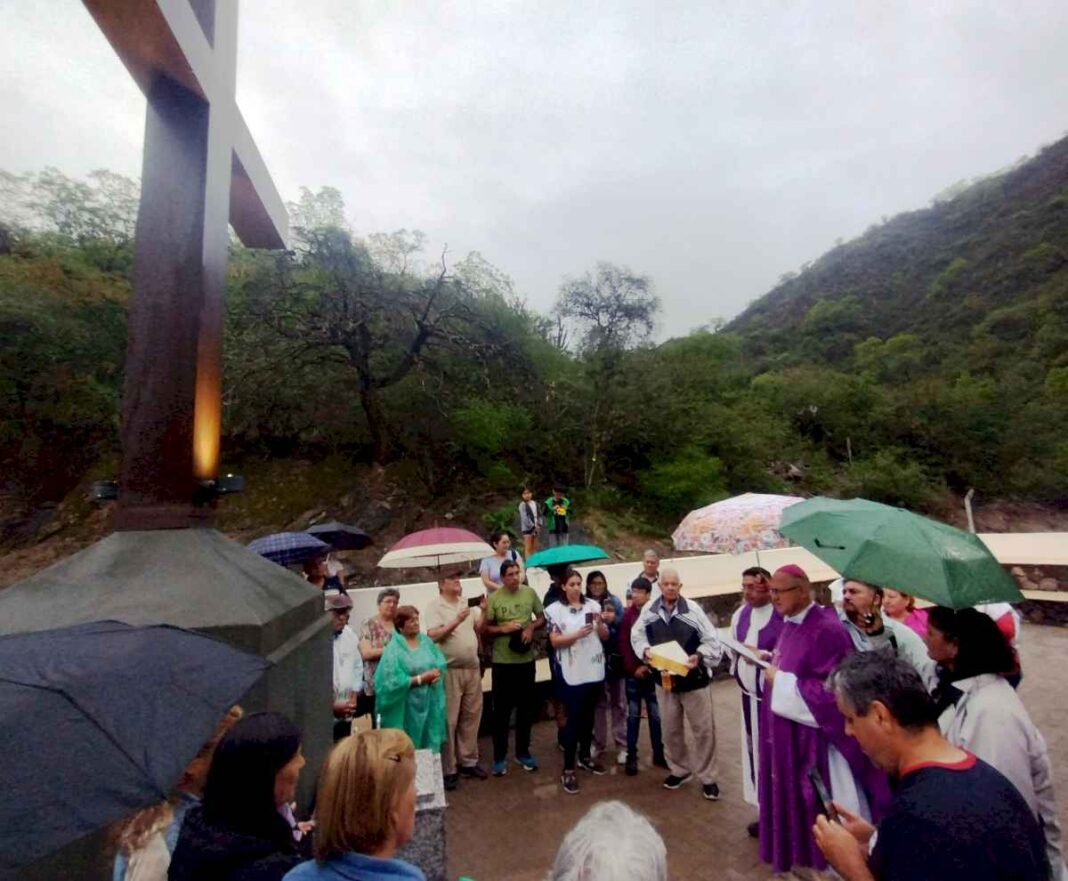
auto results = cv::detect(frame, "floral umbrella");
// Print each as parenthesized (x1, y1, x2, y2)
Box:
(671, 493, 805, 554)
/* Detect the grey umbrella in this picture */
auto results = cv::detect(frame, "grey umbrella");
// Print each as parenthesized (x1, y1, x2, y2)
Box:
(0, 620, 269, 876)
(307, 521, 373, 550)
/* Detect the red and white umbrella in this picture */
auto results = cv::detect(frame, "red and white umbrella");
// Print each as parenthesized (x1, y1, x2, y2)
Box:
(377, 527, 494, 569)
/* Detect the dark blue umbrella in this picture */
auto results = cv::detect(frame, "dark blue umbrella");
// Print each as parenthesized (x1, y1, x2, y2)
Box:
(307, 521, 373, 550)
(0, 621, 269, 875)
(248, 531, 330, 567)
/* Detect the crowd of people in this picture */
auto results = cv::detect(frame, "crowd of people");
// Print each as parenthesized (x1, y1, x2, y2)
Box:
(321, 543, 723, 801)
(741, 564, 1065, 881)
(116, 710, 437, 880)
(110, 527, 1064, 881)
(112, 698, 669, 881)
(324, 539, 1065, 880)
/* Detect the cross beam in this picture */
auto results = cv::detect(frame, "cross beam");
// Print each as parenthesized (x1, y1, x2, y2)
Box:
(83, 0, 288, 529)
(84, 0, 287, 248)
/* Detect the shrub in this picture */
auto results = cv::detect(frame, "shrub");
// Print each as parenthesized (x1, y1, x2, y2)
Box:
(639, 447, 727, 516)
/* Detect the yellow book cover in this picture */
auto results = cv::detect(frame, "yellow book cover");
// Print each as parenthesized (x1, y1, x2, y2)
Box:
(648, 640, 690, 676)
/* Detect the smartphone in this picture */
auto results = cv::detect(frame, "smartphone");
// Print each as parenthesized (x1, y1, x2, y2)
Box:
(467, 596, 483, 608)
(585, 612, 594, 624)
(807, 766, 839, 823)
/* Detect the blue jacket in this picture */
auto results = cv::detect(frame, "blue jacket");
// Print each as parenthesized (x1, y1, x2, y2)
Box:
(284, 852, 426, 881)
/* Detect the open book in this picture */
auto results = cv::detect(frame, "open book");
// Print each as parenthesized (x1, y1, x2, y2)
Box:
(720, 633, 770, 669)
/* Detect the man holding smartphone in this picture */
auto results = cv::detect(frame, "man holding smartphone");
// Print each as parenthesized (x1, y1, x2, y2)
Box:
(814, 651, 1048, 881)
(425, 570, 487, 790)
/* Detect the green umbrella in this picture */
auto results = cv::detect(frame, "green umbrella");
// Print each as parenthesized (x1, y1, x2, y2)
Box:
(779, 496, 1022, 609)
(526, 544, 609, 569)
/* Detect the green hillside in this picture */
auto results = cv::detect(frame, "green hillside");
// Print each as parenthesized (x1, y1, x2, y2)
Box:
(729, 136, 1068, 373)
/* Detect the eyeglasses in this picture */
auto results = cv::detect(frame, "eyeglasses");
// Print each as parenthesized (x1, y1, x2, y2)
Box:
(768, 585, 801, 597)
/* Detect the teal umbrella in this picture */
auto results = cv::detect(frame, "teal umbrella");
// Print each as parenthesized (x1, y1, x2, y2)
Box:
(526, 544, 609, 569)
(779, 496, 1022, 609)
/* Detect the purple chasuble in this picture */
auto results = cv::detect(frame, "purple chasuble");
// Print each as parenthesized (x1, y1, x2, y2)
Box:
(757, 604, 891, 873)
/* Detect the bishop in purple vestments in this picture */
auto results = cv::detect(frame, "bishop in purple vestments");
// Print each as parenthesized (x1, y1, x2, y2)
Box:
(758, 565, 891, 874)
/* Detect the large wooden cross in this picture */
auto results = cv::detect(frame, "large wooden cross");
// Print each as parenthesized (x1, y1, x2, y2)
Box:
(83, 0, 288, 529)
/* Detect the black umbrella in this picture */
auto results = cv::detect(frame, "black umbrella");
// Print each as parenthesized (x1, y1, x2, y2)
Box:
(0, 621, 269, 875)
(307, 521, 373, 550)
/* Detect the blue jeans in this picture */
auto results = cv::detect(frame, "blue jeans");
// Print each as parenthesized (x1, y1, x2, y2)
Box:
(626, 676, 664, 760)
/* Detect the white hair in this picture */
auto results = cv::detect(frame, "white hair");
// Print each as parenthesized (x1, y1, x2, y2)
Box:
(549, 801, 667, 881)
(643, 549, 660, 560)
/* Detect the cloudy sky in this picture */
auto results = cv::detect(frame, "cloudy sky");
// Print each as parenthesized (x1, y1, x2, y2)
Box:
(3, 1, 1067, 336)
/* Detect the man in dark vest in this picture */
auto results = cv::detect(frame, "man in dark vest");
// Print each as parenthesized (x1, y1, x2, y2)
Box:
(630, 567, 723, 800)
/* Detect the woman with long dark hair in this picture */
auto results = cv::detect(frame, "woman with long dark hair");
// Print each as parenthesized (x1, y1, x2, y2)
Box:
(168, 712, 310, 881)
(585, 570, 627, 765)
(926, 607, 1066, 878)
(545, 568, 608, 794)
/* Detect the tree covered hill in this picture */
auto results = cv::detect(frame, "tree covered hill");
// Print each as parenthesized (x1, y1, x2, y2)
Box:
(2, 146, 1067, 560)
(728, 135, 1068, 373)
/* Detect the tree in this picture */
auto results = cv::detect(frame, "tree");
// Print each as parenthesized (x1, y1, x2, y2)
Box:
(549, 262, 661, 487)
(0, 168, 138, 273)
(553, 262, 659, 353)
(0, 248, 128, 511)
(229, 187, 529, 465)
(232, 231, 465, 463)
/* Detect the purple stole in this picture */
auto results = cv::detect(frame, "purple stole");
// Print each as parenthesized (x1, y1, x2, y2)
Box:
(734, 603, 784, 792)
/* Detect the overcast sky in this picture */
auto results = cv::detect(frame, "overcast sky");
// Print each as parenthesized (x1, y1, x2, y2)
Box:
(2, 1, 1067, 336)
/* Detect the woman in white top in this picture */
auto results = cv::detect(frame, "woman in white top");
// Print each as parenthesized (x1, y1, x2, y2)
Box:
(545, 568, 608, 794)
(927, 607, 1066, 880)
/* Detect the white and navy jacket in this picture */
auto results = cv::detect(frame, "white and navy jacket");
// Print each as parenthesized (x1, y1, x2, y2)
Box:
(631, 595, 723, 692)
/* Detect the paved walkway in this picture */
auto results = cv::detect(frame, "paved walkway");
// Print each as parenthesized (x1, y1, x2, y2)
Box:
(445, 623, 1068, 880)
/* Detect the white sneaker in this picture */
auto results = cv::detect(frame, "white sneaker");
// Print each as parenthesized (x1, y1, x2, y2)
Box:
(617, 749, 628, 765)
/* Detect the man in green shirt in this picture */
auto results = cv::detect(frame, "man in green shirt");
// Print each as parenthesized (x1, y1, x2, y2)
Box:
(484, 560, 545, 775)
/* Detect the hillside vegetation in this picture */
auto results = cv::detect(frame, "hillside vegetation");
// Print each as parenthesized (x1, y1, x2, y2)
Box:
(726, 137, 1068, 501)
(2, 139, 1067, 557)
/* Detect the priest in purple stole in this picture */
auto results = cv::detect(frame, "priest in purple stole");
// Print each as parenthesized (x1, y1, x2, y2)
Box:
(729, 566, 784, 813)
(758, 564, 891, 875)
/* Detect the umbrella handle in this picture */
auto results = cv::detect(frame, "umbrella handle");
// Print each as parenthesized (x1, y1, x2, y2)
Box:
(814, 538, 847, 551)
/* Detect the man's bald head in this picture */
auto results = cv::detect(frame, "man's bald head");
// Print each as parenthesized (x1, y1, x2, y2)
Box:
(770, 564, 811, 616)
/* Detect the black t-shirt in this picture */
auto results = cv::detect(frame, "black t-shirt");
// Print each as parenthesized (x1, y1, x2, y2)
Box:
(870, 755, 1048, 881)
